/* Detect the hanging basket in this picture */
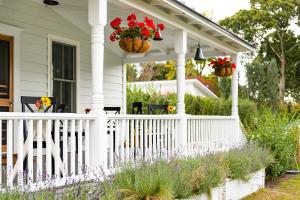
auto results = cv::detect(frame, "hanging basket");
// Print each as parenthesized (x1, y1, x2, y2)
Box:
(119, 38, 152, 53)
(214, 67, 234, 77)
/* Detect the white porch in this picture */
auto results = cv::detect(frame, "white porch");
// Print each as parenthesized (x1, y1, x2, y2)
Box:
(0, 0, 253, 189)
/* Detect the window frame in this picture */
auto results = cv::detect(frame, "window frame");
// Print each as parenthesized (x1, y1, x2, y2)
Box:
(48, 34, 80, 113)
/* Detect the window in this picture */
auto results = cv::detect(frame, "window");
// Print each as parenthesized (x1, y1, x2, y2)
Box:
(52, 41, 76, 113)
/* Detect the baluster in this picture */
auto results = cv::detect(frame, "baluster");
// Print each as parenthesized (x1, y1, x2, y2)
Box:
(163, 120, 167, 157)
(140, 119, 144, 157)
(125, 120, 129, 162)
(27, 120, 33, 184)
(109, 120, 114, 168)
(7, 120, 13, 187)
(17, 120, 23, 186)
(134, 119, 138, 158)
(144, 120, 148, 158)
(115, 120, 120, 164)
(130, 119, 134, 161)
(70, 120, 76, 176)
(120, 119, 125, 163)
(78, 120, 83, 175)
(84, 120, 89, 170)
(54, 120, 60, 178)
(37, 120, 43, 181)
(153, 120, 157, 159)
(149, 119, 153, 160)
(46, 120, 52, 178)
(63, 120, 68, 177)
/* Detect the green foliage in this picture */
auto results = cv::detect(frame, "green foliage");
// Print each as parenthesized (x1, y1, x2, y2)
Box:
(246, 108, 300, 178)
(218, 77, 231, 99)
(126, 64, 138, 82)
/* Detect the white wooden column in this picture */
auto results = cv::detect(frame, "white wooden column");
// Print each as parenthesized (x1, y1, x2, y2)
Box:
(175, 30, 187, 155)
(88, 0, 108, 172)
(231, 54, 239, 116)
(175, 30, 187, 115)
(231, 54, 241, 145)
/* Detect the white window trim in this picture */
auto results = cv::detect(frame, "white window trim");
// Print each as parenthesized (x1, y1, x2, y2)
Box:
(0, 23, 22, 112)
(48, 34, 80, 113)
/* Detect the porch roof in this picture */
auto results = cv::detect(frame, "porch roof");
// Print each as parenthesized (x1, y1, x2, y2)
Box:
(42, 0, 254, 63)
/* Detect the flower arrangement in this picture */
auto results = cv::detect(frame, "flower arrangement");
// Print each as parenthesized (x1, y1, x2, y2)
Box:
(109, 12, 165, 53)
(167, 105, 176, 113)
(35, 96, 51, 112)
(209, 57, 237, 77)
(85, 108, 91, 114)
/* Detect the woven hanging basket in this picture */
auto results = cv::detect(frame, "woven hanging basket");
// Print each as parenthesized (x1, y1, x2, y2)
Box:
(214, 67, 234, 77)
(119, 38, 152, 53)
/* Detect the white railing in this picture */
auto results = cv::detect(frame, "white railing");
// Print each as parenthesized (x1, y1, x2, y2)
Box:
(0, 112, 95, 188)
(106, 115, 180, 168)
(187, 115, 243, 155)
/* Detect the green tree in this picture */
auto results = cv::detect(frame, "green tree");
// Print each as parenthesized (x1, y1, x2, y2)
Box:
(220, 0, 300, 106)
(246, 58, 279, 107)
(126, 64, 138, 82)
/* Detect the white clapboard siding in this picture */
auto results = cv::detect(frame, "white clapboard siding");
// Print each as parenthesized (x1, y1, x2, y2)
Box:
(0, 0, 123, 112)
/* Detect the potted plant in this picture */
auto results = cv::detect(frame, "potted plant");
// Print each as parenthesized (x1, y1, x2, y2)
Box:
(209, 57, 237, 77)
(109, 13, 165, 53)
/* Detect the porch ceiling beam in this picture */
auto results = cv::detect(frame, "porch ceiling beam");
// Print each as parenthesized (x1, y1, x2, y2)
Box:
(123, 50, 223, 63)
(113, 0, 240, 54)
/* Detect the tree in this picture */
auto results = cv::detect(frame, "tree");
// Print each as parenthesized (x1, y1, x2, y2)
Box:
(246, 58, 279, 107)
(220, 0, 300, 106)
(126, 64, 138, 82)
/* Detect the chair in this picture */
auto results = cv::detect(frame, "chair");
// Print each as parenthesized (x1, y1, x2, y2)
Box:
(21, 96, 56, 113)
(104, 107, 121, 115)
(148, 104, 168, 114)
(132, 102, 143, 114)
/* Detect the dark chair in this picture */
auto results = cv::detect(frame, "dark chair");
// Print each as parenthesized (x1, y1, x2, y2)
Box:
(104, 107, 121, 115)
(21, 96, 56, 113)
(148, 104, 168, 114)
(132, 102, 143, 114)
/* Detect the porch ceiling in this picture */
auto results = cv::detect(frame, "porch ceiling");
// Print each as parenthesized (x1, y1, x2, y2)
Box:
(32, 0, 254, 63)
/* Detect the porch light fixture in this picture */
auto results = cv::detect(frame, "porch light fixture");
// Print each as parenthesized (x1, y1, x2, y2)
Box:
(43, 0, 59, 6)
(194, 43, 205, 61)
(153, 28, 163, 41)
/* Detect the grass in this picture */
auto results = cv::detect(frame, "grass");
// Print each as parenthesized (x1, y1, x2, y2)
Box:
(244, 174, 300, 200)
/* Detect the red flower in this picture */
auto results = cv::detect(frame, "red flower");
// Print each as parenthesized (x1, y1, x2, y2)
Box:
(35, 100, 42, 109)
(232, 63, 237, 69)
(115, 28, 123, 34)
(110, 34, 116, 42)
(141, 28, 150, 37)
(137, 22, 145, 28)
(157, 23, 165, 31)
(210, 61, 215, 65)
(145, 17, 155, 27)
(128, 20, 136, 28)
(110, 17, 122, 28)
(219, 60, 225, 65)
(127, 13, 137, 21)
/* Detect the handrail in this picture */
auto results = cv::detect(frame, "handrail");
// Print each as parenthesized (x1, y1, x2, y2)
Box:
(0, 112, 96, 120)
(187, 115, 235, 120)
(106, 114, 181, 120)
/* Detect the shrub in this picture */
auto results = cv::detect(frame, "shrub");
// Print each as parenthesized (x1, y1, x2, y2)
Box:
(246, 108, 299, 178)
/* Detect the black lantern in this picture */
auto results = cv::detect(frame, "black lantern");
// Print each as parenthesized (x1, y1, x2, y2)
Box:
(43, 0, 59, 6)
(153, 28, 163, 41)
(194, 43, 205, 61)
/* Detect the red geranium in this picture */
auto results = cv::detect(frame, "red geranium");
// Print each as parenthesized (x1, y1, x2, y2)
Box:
(157, 23, 165, 31)
(232, 63, 237, 69)
(127, 13, 137, 21)
(109, 13, 166, 42)
(209, 56, 237, 70)
(141, 28, 150, 37)
(110, 17, 122, 28)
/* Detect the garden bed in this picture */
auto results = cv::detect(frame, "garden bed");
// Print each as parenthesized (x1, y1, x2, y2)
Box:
(182, 169, 265, 200)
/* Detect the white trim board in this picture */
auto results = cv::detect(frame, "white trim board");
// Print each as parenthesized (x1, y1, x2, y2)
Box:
(0, 22, 23, 112)
(47, 34, 81, 113)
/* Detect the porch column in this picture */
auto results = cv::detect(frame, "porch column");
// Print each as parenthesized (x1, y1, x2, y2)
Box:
(231, 54, 240, 145)
(175, 30, 187, 155)
(88, 0, 108, 171)
(231, 54, 239, 116)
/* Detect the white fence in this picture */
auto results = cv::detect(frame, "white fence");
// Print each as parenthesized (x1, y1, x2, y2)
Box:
(0, 113, 245, 189)
(0, 113, 95, 188)
(187, 116, 244, 155)
(106, 115, 180, 168)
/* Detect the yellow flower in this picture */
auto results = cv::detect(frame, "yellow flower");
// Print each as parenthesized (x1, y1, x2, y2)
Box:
(167, 105, 176, 112)
(41, 96, 51, 107)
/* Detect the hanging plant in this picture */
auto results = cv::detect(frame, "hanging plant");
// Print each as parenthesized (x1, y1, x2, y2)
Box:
(109, 13, 165, 53)
(209, 57, 236, 77)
